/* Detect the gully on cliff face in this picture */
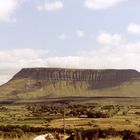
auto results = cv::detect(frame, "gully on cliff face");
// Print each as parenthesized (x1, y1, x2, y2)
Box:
(11, 68, 140, 89)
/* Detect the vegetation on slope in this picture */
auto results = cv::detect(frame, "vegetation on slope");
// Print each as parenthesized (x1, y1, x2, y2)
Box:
(0, 78, 140, 101)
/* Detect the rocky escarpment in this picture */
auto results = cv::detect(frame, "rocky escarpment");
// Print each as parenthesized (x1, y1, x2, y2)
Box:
(1, 68, 140, 100)
(11, 68, 140, 89)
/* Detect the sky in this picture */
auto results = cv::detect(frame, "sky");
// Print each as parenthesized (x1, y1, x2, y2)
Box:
(0, 0, 140, 85)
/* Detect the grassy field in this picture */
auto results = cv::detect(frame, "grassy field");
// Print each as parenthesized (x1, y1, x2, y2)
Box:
(0, 136, 122, 140)
(0, 98, 140, 139)
(0, 135, 35, 140)
(49, 116, 140, 132)
(0, 98, 140, 128)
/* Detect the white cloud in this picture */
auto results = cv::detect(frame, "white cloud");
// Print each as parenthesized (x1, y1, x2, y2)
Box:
(128, 23, 140, 35)
(97, 32, 123, 46)
(45, 42, 140, 71)
(0, 48, 49, 85)
(84, 0, 126, 10)
(0, 48, 48, 61)
(1, 35, 140, 85)
(58, 33, 67, 40)
(37, 1, 63, 12)
(0, 0, 21, 22)
(1, 42, 140, 85)
(76, 30, 85, 38)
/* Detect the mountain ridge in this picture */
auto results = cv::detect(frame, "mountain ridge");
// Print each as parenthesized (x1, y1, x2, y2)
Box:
(11, 68, 140, 81)
(0, 67, 140, 101)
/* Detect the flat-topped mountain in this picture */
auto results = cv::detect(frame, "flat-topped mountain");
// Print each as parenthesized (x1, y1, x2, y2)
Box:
(12, 68, 140, 88)
(12, 68, 139, 81)
(0, 68, 140, 101)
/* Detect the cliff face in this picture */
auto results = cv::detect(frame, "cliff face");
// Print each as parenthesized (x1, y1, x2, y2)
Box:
(1, 68, 140, 100)
(11, 68, 140, 89)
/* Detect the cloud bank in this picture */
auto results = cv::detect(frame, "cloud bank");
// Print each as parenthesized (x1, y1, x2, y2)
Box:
(0, 36, 140, 85)
(84, 0, 126, 10)
(0, 0, 20, 22)
(97, 32, 123, 46)
(37, 1, 63, 12)
(0, 48, 49, 84)
(128, 23, 140, 35)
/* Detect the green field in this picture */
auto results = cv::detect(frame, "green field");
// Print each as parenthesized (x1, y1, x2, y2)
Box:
(0, 98, 140, 139)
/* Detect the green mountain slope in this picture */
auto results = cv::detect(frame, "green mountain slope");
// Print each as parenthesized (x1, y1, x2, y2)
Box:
(0, 68, 140, 101)
(1, 79, 140, 100)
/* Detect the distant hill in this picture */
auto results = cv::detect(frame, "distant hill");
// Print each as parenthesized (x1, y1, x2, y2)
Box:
(0, 68, 140, 102)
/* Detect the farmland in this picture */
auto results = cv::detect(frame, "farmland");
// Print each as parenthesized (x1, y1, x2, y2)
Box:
(0, 97, 140, 139)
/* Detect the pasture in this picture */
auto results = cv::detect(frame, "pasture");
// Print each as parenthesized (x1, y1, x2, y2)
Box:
(0, 97, 140, 139)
